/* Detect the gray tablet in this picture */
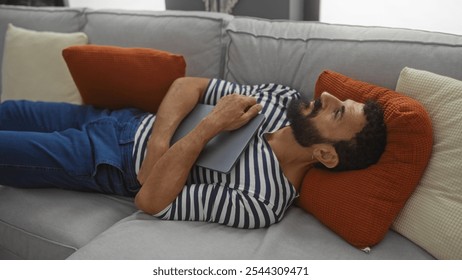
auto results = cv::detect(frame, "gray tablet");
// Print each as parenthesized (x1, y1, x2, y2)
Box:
(171, 103, 265, 173)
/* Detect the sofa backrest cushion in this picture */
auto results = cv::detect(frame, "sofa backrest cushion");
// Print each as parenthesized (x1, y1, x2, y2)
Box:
(83, 10, 231, 79)
(224, 18, 462, 100)
(0, 5, 86, 95)
(297, 70, 433, 249)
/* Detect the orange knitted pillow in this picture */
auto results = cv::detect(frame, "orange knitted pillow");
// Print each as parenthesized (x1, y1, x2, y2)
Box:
(63, 45, 186, 113)
(297, 70, 433, 249)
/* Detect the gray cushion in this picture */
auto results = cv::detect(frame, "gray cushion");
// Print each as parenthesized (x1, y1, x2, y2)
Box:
(83, 9, 232, 78)
(68, 207, 434, 260)
(225, 19, 462, 99)
(0, 186, 136, 259)
(0, 5, 86, 94)
(0, 247, 21, 260)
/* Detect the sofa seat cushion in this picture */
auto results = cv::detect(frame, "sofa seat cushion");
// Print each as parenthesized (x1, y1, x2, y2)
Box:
(0, 186, 136, 260)
(67, 208, 433, 260)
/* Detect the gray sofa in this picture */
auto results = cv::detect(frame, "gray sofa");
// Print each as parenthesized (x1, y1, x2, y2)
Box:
(1, 5, 461, 260)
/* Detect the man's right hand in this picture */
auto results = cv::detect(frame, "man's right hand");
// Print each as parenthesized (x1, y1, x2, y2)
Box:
(203, 94, 262, 133)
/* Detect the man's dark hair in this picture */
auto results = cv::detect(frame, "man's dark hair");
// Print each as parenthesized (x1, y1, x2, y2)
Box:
(315, 100, 387, 171)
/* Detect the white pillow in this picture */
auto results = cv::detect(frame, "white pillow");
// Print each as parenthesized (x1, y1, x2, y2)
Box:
(393, 67, 462, 260)
(1, 24, 88, 104)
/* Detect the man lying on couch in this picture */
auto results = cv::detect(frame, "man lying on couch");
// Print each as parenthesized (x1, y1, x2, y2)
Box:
(0, 77, 386, 229)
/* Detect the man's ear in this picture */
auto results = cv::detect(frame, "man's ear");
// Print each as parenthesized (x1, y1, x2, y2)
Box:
(313, 144, 339, 168)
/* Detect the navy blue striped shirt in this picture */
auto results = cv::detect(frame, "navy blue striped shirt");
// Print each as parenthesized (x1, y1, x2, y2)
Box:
(133, 79, 300, 228)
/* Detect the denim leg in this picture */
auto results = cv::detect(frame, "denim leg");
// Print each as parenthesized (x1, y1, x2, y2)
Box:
(0, 128, 111, 193)
(0, 101, 145, 195)
(0, 100, 114, 132)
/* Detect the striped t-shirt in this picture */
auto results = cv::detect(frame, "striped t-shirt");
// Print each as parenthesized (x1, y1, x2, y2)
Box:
(133, 79, 301, 229)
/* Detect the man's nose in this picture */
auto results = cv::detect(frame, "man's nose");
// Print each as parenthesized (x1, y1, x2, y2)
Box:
(320, 92, 342, 107)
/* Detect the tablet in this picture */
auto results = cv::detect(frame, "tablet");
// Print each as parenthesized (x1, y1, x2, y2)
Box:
(171, 103, 265, 173)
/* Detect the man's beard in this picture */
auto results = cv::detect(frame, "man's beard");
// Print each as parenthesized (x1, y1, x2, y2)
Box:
(286, 97, 327, 147)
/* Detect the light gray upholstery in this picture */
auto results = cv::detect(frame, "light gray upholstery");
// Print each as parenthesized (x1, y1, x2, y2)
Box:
(224, 19, 462, 97)
(0, 186, 136, 259)
(68, 208, 432, 260)
(83, 9, 232, 78)
(2, 5, 460, 260)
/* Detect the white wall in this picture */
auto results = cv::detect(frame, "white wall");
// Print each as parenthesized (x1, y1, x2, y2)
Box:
(321, 0, 462, 35)
(68, 0, 165, 11)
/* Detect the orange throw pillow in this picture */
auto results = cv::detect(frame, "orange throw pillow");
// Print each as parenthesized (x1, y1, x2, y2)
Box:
(297, 70, 433, 249)
(63, 45, 186, 113)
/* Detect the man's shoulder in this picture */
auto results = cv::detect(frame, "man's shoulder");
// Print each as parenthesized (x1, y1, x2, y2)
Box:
(253, 82, 301, 98)
(256, 82, 298, 91)
(207, 78, 301, 99)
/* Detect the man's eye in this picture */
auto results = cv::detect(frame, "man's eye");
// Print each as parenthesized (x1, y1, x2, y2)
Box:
(334, 109, 340, 118)
(334, 106, 345, 119)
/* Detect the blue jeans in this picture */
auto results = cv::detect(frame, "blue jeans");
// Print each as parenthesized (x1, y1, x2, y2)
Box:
(0, 100, 147, 197)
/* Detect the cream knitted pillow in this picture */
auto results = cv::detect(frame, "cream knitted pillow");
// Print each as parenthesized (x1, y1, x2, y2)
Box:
(393, 67, 462, 259)
(1, 24, 87, 104)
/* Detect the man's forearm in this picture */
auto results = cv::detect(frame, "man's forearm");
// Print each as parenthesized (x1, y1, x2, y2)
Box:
(137, 77, 210, 184)
(149, 77, 210, 147)
(135, 118, 220, 215)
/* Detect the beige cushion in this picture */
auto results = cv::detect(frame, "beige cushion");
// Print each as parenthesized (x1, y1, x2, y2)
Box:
(1, 24, 87, 104)
(393, 67, 462, 259)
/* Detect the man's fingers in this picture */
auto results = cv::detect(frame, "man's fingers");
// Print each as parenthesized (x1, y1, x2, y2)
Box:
(213, 95, 262, 131)
(242, 103, 262, 120)
(244, 95, 258, 107)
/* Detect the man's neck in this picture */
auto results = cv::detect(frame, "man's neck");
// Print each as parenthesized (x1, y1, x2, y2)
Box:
(265, 126, 316, 190)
